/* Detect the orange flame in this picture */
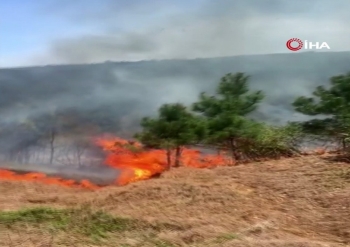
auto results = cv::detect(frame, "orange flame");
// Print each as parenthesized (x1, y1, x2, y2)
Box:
(0, 135, 232, 188)
(0, 169, 99, 189)
(94, 136, 231, 185)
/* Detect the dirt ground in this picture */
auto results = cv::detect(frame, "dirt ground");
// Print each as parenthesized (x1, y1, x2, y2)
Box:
(0, 154, 350, 246)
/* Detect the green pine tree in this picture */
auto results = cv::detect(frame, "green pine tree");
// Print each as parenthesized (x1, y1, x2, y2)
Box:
(192, 73, 264, 160)
(135, 103, 207, 169)
(293, 72, 350, 148)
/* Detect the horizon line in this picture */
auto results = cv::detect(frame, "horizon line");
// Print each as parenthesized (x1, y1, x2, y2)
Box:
(1, 50, 349, 70)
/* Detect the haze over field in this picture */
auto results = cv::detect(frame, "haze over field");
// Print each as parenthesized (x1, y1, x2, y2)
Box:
(0, 0, 350, 164)
(1, 52, 350, 132)
(1, 0, 350, 130)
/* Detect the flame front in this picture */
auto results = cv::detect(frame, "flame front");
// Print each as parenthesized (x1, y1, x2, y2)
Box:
(94, 136, 167, 185)
(0, 169, 99, 189)
(95, 136, 231, 185)
(0, 135, 232, 188)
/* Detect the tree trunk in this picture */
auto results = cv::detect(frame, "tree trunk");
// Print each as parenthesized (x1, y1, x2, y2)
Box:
(166, 148, 172, 170)
(75, 143, 86, 167)
(49, 129, 56, 165)
(23, 148, 30, 164)
(342, 137, 346, 150)
(174, 146, 181, 167)
(229, 137, 240, 163)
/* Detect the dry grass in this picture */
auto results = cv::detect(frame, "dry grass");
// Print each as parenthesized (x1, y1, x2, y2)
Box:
(0, 154, 350, 246)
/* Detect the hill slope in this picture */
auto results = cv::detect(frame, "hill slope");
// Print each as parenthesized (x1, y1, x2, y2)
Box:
(0, 155, 349, 246)
(1, 52, 350, 131)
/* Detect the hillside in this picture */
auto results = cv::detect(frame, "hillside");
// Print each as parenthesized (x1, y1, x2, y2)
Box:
(0, 155, 349, 246)
(1, 52, 350, 132)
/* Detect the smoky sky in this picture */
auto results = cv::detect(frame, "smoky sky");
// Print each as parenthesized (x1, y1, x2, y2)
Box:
(1, 52, 350, 131)
(9, 0, 349, 65)
(1, 0, 350, 133)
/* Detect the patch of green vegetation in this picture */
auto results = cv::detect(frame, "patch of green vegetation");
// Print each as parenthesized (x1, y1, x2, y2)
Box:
(322, 169, 350, 190)
(213, 233, 240, 243)
(149, 239, 177, 247)
(0, 207, 167, 241)
(338, 169, 350, 180)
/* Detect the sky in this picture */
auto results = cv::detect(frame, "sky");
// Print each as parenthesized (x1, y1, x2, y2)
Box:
(2, 0, 350, 67)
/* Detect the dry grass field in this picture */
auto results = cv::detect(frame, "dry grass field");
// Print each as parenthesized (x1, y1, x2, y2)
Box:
(0, 154, 349, 246)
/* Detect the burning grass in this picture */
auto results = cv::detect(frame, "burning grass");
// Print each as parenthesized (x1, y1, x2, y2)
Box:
(0, 169, 101, 190)
(94, 136, 232, 186)
(0, 135, 233, 190)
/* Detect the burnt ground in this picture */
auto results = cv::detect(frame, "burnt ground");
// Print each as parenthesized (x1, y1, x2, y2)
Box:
(0, 154, 349, 246)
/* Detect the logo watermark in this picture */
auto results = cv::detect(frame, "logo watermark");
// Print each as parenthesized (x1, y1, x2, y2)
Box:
(286, 38, 330, 51)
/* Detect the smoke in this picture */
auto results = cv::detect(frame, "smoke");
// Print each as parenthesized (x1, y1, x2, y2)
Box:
(0, 0, 350, 158)
(10, 0, 348, 66)
(1, 52, 350, 129)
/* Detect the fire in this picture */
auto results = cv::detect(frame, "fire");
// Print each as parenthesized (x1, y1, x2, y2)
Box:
(94, 136, 231, 185)
(94, 136, 167, 185)
(0, 135, 232, 188)
(0, 169, 99, 189)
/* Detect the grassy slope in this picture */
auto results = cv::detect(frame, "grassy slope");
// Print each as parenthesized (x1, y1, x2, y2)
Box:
(0, 154, 350, 246)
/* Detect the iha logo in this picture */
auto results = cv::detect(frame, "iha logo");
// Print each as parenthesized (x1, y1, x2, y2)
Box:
(286, 38, 330, 51)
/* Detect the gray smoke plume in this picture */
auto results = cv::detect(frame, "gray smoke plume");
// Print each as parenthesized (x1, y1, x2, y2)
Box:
(2, 0, 350, 127)
(1, 52, 350, 130)
(0, 0, 350, 181)
(3, 0, 350, 66)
